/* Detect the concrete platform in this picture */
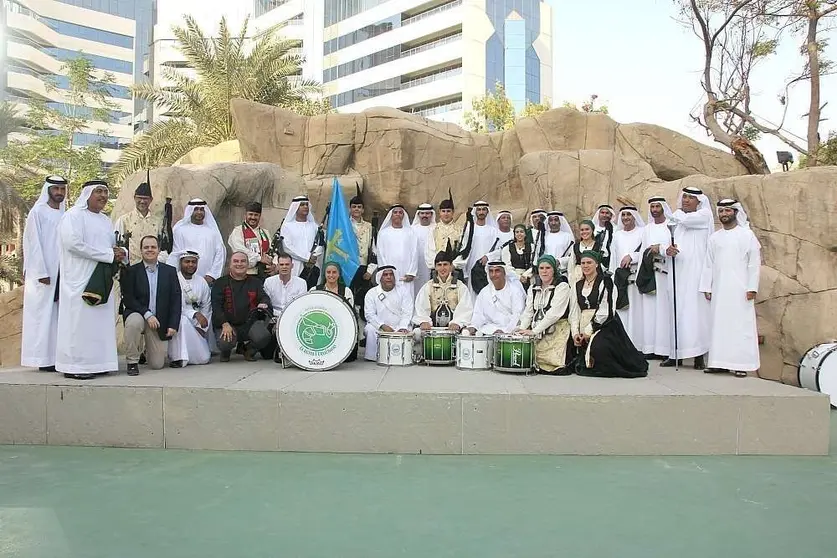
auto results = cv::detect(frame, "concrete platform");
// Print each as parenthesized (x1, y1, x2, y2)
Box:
(0, 358, 830, 455)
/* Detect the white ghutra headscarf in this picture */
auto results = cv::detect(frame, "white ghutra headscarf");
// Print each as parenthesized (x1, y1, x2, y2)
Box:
(717, 198, 751, 228)
(616, 206, 646, 230)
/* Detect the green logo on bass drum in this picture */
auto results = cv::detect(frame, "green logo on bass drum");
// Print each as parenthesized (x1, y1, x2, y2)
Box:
(296, 310, 338, 355)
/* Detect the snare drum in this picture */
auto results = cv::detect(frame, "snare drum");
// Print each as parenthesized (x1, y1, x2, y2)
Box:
(456, 335, 493, 370)
(493, 333, 535, 374)
(799, 342, 837, 407)
(423, 328, 455, 365)
(377, 331, 413, 367)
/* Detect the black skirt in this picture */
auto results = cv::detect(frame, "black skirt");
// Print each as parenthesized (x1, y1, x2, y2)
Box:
(578, 316, 648, 378)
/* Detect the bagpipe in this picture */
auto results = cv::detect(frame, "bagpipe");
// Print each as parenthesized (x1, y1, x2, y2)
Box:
(300, 202, 331, 289)
(159, 197, 174, 253)
(258, 228, 284, 279)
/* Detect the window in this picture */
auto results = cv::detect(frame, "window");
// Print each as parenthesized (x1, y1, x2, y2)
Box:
(254, 0, 292, 17)
(328, 77, 400, 108)
(323, 0, 391, 27)
(41, 18, 133, 49)
(51, 75, 132, 99)
(323, 15, 399, 54)
(46, 48, 133, 75)
(323, 45, 400, 82)
(72, 132, 130, 150)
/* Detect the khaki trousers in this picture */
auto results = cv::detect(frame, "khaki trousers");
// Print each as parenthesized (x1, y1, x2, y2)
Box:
(124, 313, 169, 369)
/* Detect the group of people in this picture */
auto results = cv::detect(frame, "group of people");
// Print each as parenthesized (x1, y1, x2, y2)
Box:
(20, 174, 761, 380)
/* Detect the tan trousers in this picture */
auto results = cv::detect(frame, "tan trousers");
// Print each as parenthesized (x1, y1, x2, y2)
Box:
(124, 313, 169, 369)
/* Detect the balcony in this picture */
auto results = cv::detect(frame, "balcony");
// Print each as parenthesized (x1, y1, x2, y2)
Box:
(402, 33, 462, 58)
(402, 66, 462, 90)
(402, 0, 462, 26)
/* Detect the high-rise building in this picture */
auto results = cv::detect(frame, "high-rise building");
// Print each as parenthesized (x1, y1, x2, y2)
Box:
(1, 0, 153, 163)
(316, 0, 553, 123)
(145, 0, 552, 127)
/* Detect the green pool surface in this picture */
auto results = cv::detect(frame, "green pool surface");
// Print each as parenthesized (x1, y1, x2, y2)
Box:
(1, 413, 835, 558)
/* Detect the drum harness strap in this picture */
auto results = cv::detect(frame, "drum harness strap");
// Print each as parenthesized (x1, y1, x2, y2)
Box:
(431, 276, 456, 327)
(533, 283, 564, 337)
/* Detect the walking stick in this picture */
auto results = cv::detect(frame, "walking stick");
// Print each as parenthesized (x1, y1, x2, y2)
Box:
(666, 223, 679, 371)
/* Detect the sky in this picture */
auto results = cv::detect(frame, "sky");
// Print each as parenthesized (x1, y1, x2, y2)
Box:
(156, 0, 834, 170)
(549, 0, 837, 169)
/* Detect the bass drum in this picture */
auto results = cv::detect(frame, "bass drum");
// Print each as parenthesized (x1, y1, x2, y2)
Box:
(798, 342, 837, 408)
(277, 290, 357, 371)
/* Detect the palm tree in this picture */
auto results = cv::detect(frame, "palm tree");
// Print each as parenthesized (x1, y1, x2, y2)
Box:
(0, 176, 29, 237)
(109, 15, 322, 185)
(0, 101, 29, 146)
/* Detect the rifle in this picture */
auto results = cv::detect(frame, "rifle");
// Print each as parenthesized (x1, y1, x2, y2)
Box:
(159, 197, 174, 253)
(300, 202, 330, 288)
(367, 210, 379, 269)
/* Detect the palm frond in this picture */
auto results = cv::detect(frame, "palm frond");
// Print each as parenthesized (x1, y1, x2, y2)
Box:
(109, 119, 201, 185)
(0, 177, 30, 237)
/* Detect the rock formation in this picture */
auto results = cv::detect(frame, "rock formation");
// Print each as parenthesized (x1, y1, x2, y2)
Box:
(3, 101, 833, 388)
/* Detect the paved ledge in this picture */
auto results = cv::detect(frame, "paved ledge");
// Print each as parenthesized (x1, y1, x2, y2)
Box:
(0, 360, 829, 455)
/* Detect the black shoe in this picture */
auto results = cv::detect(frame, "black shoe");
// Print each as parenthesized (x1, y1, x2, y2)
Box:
(127, 363, 140, 376)
(704, 367, 728, 374)
(243, 347, 257, 362)
(733, 370, 748, 377)
(235, 342, 245, 355)
(169, 360, 184, 368)
(138, 352, 147, 365)
(38, 366, 56, 372)
(694, 355, 706, 370)
(538, 367, 572, 376)
(660, 359, 682, 367)
(359, 338, 366, 348)
(64, 373, 96, 380)
(643, 353, 664, 361)
(220, 351, 231, 363)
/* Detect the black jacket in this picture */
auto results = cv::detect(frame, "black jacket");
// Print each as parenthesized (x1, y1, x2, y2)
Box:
(121, 261, 182, 340)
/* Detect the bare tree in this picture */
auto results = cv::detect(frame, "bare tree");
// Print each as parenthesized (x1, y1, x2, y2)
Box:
(758, 0, 837, 166)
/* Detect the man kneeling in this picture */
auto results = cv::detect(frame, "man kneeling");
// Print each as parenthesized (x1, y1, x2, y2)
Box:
(168, 251, 212, 367)
(211, 251, 275, 361)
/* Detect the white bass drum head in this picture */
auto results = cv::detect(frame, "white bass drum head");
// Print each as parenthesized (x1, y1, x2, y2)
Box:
(277, 290, 357, 371)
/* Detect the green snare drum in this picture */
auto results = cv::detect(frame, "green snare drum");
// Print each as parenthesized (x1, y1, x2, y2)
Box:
(493, 333, 535, 373)
(423, 328, 455, 365)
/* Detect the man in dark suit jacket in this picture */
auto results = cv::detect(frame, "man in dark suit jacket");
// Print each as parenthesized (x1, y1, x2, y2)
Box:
(122, 235, 182, 374)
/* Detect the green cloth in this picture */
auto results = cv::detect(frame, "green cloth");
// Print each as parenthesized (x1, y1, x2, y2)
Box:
(82, 262, 117, 306)
(580, 250, 602, 264)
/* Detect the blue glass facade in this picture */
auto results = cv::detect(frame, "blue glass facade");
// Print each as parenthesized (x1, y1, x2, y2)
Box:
(484, 0, 541, 105)
(504, 17, 526, 112)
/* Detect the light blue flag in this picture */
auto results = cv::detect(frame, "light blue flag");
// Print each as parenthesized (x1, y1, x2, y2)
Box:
(325, 176, 361, 281)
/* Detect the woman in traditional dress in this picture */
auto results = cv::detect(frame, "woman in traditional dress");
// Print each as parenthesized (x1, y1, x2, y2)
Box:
(501, 224, 535, 287)
(311, 261, 358, 361)
(516, 255, 572, 375)
(569, 250, 647, 378)
(568, 219, 603, 282)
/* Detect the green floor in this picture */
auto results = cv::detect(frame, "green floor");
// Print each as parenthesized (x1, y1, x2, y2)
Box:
(2, 414, 836, 558)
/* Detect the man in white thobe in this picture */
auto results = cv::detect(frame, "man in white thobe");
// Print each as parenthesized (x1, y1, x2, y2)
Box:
(20, 176, 66, 371)
(609, 206, 646, 347)
(412, 203, 435, 290)
(486, 210, 514, 261)
(636, 196, 673, 359)
(590, 203, 617, 268)
(662, 186, 713, 369)
(375, 205, 417, 297)
(168, 251, 212, 367)
(453, 201, 500, 295)
(543, 211, 574, 273)
(280, 195, 323, 288)
(465, 261, 526, 335)
(171, 198, 226, 285)
(700, 200, 761, 377)
(363, 266, 413, 361)
(55, 180, 126, 379)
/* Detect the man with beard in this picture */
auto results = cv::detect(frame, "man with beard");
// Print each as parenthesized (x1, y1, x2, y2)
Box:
(211, 251, 274, 362)
(635, 196, 673, 359)
(700, 200, 761, 377)
(609, 206, 646, 347)
(375, 205, 417, 296)
(454, 201, 499, 295)
(464, 261, 526, 335)
(227, 201, 274, 278)
(543, 211, 574, 272)
(115, 174, 162, 265)
(662, 187, 713, 369)
(280, 195, 323, 286)
(171, 199, 226, 286)
(363, 266, 413, 361)
(412, 203, 435, 289)
(348, 186, 376, 316)
(424, 190, 462, 270)
(168, 251, 212, 367)
(55, 180, 126, 379)
(20, 176, 66, 371)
